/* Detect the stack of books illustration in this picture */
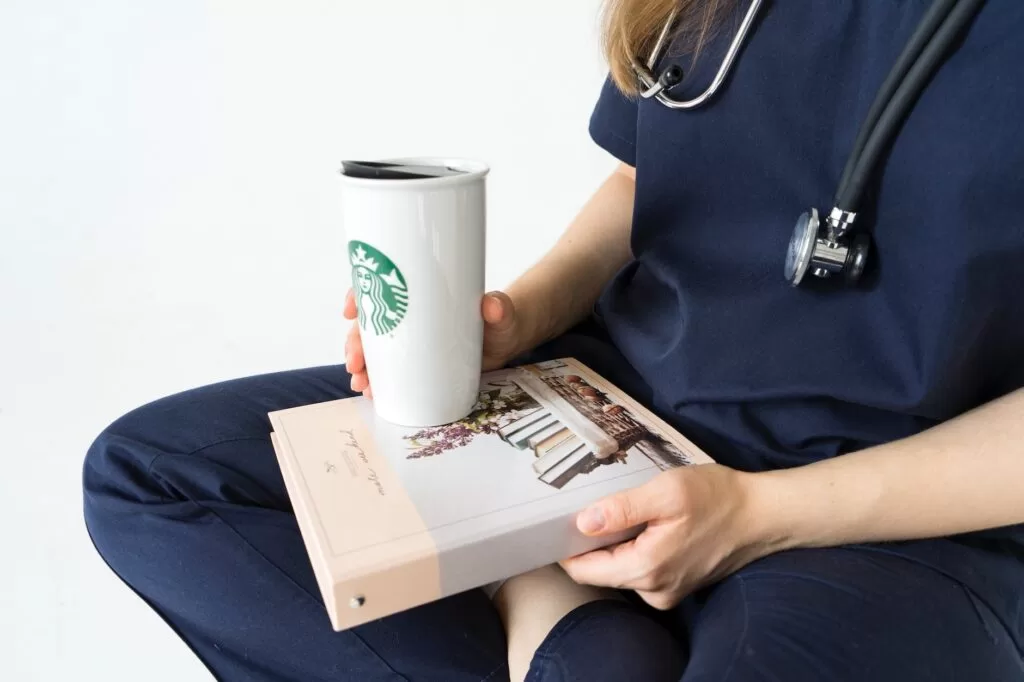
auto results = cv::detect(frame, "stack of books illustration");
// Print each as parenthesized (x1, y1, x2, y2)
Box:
(498, 367, 691, 488)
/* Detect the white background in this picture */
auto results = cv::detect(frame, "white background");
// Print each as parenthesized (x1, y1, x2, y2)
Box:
(0, 1, 616, 679)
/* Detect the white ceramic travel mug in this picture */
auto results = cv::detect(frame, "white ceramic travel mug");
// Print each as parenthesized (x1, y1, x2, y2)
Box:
(339, 157, 488, 427)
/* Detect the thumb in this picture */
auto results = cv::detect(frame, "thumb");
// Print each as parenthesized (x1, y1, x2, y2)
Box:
(482, 291, 516, 333)
(576, 483, 664, 536)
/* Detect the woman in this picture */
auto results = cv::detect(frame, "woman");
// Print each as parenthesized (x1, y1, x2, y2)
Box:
(83, 1, 1024, 680)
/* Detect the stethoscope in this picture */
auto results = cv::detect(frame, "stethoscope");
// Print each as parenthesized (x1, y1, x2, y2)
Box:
(631, 0, 987, 287)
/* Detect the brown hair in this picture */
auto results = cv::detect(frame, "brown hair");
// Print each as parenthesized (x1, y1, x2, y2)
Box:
(601, 0, 734, 95)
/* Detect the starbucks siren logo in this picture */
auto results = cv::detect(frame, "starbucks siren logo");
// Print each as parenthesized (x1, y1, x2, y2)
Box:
(348, 240, 409, 336)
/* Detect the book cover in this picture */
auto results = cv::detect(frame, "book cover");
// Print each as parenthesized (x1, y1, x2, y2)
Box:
(267, 357, 715, 631)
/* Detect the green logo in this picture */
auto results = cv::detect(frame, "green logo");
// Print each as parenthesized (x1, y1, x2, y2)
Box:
(348, 240, 409, 336)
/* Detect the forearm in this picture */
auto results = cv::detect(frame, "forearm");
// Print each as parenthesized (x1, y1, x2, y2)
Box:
(505, 163, 635, 355)
(751, 387, 1024, 552)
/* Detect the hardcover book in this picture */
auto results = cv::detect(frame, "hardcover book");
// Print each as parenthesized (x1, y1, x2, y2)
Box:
(267, 357, 715, 631)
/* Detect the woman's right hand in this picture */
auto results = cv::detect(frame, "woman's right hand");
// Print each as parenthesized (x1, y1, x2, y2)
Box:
(343, 290, 526, 397)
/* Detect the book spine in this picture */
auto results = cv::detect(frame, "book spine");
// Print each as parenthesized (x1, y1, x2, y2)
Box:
(497, 408, 544, 439)
(508, 414, 559, 449)
(431, 507, 644, 602)
(537, 448, 596, 489)
(531, 437, 583, 474)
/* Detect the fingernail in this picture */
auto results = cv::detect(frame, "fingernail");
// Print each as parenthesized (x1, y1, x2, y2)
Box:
(578, 506, 604, 534)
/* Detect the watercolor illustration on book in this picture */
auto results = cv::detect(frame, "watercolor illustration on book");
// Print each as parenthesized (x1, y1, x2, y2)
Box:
(401, 359, 697, 489)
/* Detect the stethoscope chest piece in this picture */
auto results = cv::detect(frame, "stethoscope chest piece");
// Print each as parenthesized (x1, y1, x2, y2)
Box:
(784, 208, 871, 287)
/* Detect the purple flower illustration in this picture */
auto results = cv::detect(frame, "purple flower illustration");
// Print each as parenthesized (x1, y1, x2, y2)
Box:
(404, 382, 539, 458)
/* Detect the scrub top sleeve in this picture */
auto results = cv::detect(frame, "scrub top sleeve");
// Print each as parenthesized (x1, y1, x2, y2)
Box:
(588, 76, 639, 166)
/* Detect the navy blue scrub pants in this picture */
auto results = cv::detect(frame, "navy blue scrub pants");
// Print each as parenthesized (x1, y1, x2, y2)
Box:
(83, 359, 1023, 681)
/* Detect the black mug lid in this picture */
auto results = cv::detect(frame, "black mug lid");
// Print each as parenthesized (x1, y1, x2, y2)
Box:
(340, 160, 467, 180)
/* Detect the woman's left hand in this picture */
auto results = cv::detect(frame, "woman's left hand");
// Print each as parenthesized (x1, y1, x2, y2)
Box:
(559, 464, 780, 610)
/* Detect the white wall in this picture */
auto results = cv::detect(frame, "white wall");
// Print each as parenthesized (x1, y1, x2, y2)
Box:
(0, 1, 615, 679)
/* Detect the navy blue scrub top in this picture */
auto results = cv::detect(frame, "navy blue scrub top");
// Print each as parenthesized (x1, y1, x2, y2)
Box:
(586, 0, 1024, 648)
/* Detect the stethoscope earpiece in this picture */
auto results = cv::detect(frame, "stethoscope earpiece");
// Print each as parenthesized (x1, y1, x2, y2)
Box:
(633, 0, 764, 109)
(658, 65, 685, 91)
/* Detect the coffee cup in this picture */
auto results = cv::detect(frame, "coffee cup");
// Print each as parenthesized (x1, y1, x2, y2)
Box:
(339, 157, 489, 427)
